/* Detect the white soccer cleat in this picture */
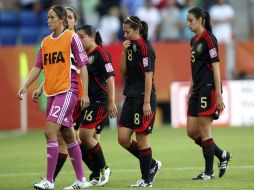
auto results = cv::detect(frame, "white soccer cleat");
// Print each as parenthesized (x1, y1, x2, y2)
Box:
(192, 172, 215, 180)
(89, 166, 111, 187)
(100, 166, 111, 185)
(63, 178, 91, 189)
(130, 179, 152, 188)
(34, 178, 54, 190)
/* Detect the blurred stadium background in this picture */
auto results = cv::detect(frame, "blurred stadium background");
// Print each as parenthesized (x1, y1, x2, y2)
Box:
(1, 0, 254, 189)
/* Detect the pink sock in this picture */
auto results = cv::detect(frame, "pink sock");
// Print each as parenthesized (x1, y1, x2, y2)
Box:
(67, 141, 85, 181)
(46, 141, 59, 183)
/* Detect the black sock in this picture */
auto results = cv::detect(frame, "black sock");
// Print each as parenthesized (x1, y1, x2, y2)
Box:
(196, 137, 223, 161)
(126, 140, 139, 158)
(53, 153, 68, 180)
(214, 144, 224, 161)
(139, 148, 152, 183)
(127, 140, 156, 167)
(90, 143, 106, 177)
(80, 144, 95, 172)
(202, 138, 215, 175)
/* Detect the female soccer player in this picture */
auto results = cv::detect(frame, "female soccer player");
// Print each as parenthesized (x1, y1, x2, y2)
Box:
(32, 7, 102, 182)
(53, 6, 81, 181)
(118, 16, 161, 187)
(186, 7, 231, 180)
(18, 5, 91, 190)
(77, 24, 117, 186)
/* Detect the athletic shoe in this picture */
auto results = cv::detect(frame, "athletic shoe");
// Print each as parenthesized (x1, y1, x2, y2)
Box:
(192, 172, 215, 180)
(63, 178, 91, 189)
(130, 179, 152, 187)
(150, 160, 162, 182)
(89, 166, 111, 186)
(101, 166, 111, 184)
(218, 151, 232, 178)
(34, 178, 54, 190)
(89, 177, 101, 186)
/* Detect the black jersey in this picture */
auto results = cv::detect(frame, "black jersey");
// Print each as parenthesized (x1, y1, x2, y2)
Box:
(87, 46, 115, 102)
(190, 30, 220, 92)
(123, 38, 156, 97)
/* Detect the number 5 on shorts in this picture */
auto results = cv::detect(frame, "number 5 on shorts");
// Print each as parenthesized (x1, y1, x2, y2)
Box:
(200, 97, 207, 108)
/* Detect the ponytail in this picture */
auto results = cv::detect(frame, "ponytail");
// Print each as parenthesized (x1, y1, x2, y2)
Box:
(95, 31, 103, 46)
(204, 11, 212, 33)
(140, 21, 148, 40)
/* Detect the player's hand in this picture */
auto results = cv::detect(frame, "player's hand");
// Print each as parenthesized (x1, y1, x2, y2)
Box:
(143, 102, 151, 121)
(18, 87, 26, 100)
(108, 102, 118, 119)
(32, 88, 43, 103)
(123, 40, 131, 51)
(216, 94, 225, 113)
(80, 94, 90, 109)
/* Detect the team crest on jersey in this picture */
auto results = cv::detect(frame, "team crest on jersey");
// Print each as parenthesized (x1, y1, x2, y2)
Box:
(132, 44, 137, 52)
(196, 43, 203, 53)
(88, 55, 94, 64)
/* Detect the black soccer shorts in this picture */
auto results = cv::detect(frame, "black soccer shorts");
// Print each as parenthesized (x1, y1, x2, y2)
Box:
(79, 100, 108, 134)
(187, 86, 217, 118)
(119, 93, 157, 134)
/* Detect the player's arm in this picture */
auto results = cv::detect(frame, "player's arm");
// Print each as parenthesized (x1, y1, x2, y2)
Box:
(107, 76, 118, 118)
(143, 71, 153, 119)
(188, 79, 194, 99)
(80, 65, 90, 108)
(144, 72, 153, 103)
(142, 43, 155, 119)
(207, 33, 224, 112)
(18, 48, 43, 100)
(212, 62, 222, 95)
(18, 67, 41, 100)
(120, 51, 126, 76)
(72, 33, 90, 108)
(120, 40, 131, 76)
(212, 62, 224, 112)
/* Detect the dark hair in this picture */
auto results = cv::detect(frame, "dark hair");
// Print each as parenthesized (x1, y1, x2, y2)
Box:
(188, 7, 212, 33)
(123, 16, 149, 40)
(77, 25, 103, 46)
(65, 7, 78, 21)
(65, 7, 78, 31)
(49, 5, 68, 28)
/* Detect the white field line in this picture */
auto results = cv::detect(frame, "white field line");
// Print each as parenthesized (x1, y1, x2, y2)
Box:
(0, 165, 254, 177)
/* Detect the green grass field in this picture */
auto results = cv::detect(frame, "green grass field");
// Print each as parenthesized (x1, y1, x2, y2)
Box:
(0, 126, 254, 190)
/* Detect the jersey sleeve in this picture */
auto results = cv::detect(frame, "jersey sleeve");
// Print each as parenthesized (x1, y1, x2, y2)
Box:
(100, 49, 115, 78)
(138, 40, 155, 72)
(204, 33, 220, 64)
(71, 33, 89, 68)
(35, 48, 43, 69)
